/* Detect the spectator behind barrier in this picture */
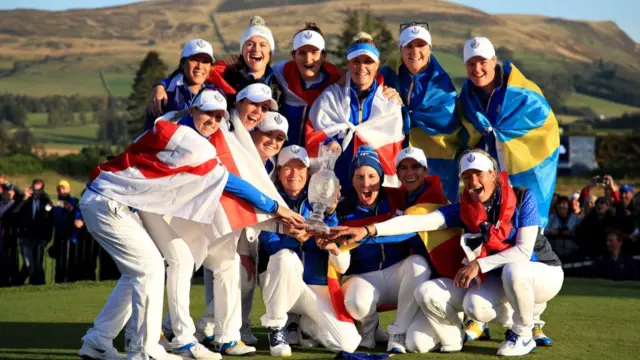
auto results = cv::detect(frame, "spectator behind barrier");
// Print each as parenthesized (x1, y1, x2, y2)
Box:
(50, 180, 79, 283)
(591, 230, 639, 281)
(579, 175, 620, 207)
(14, 178, 53, 285)
(614, 185, 637, 236)
(546, 196, 581, 237)
(570, 192, 583, 218)
(575, 196, 616, 258)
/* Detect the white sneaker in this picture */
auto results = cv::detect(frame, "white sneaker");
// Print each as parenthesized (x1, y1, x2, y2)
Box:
(240, 323, 258, 345)
(358, 328, 376, 349)
(173, 342, 221, 360)
(159, 333, 173, 352)
(268, 327, 292, 357)
(298, 330, 320, 349)
(79, 342, 127, 360)
(497, 330, 536, 356)
(387, 333, 406, 353)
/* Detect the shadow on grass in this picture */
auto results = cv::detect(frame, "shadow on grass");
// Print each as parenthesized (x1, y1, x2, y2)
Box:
(0, 322, 124, 350)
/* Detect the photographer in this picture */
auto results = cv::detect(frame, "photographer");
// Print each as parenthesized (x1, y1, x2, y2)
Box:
(13, 178, 53, 285)
(575, 197, 616, 258)
(579, 175, 620, 206)
(50, 180, 79, 283)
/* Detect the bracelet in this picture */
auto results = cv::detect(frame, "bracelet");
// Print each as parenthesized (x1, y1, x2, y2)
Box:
(364, 225, 371, 237)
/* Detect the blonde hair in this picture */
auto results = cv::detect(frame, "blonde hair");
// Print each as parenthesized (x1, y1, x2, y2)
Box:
(350, 32, 375, 46)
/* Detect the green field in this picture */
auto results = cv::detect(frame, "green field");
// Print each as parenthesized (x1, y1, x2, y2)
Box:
(565, 93, 640, 117)
(0, 279, 638, 360)
(25, 112, 98, 150)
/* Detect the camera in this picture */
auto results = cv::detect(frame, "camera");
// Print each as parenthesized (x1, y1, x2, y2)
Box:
(596, 176, 610, 186)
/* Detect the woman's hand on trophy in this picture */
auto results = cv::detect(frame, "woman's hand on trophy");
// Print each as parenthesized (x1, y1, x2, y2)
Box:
(284, 223, 310, 243)
(327, 185, 342, 215)
(316, 237, 341, 256)
(276, 206, 306, 228)
(328, 226, 368, 245)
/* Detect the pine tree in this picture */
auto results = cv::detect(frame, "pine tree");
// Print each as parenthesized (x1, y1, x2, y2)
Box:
(332, 9, 361, 67)
(126, 51, 167, 137)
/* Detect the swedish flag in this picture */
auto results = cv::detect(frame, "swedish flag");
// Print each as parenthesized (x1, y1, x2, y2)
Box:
(459, 61, 559, 227)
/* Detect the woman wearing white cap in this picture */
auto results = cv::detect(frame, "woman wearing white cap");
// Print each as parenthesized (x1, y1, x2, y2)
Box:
(77, 89, 302, 360)
(379, 22, 461, 202)
(150, 16, 283, 115)
(145, 38, 216, 129)
(329, 148, 563, 356)
(271, 23, 344, 146)
(257, 144, 361, 356)
(306, 32, 404, 193)
(138, 89, 304, 359)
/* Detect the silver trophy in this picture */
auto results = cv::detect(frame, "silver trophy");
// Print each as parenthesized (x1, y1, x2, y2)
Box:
(307, 145, 340, 233)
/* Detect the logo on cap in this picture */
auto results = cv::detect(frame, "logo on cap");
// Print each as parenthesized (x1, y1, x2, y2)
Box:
(304, 31, 313, 40)
(411, 27, 420, 35)
(405, 147, 414, 154)
(274, 114, 283, 124)
(467, 154, 476, 162)
(261, 86, 271, 96)
(471, 39, 480, 49)
(291, 145, 300, 154)
(197, 39, 206, 48)
(213, 91, 224, 103)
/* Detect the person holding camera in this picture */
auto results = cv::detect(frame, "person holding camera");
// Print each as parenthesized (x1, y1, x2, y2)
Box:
(579, 175, 620, 206)
(13, 178, 53, 285)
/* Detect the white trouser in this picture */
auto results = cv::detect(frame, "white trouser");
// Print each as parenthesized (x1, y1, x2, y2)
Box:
(196, 232, 242, 343)
(414, 277, 466, 351)
(342, 255, 430, 336)
(405, 311, 439, 353)
(259, 249, 361, 352)
(138, 212, 198, 348)
(502, 262, 564, 337)
(80, 192, 167, 360)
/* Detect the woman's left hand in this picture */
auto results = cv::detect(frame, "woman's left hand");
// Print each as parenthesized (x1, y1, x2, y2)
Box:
(454, 260, 480, 288)
(328, 226, 367, 245)
(382, 86, 403, 105)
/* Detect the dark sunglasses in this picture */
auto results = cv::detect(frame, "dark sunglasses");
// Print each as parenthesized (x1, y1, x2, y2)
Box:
(399, 21, 430, 33)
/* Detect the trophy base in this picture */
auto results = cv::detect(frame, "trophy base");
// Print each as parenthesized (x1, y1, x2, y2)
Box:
(306, 218, 330, 234)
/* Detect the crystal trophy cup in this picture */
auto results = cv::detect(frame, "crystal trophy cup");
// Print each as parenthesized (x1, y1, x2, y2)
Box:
(306, 146, 340, 233)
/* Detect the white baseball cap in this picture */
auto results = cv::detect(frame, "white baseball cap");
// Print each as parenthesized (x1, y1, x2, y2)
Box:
(399, 26, 432, 47)
(236, 83, 278, 111)
(257, 112, 289, 139)
(240, 16, 275, 54)
(292, 29, 325, 51)
(396, 147, 428, 168)
(181, 38, 214, 60)
(463, 37, 496, 64)
(278, 145, 310, 167)
(570, 192, 580, 200)
(191, 89, 230, 120)
(458, 151, 495, 176)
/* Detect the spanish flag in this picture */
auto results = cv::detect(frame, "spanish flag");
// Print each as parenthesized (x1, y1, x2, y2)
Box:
(459, 61, 559, 228)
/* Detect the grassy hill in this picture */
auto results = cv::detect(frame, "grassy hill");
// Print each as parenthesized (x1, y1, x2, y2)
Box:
(0, 278, 639, 359)
(0, 0, 637, 98)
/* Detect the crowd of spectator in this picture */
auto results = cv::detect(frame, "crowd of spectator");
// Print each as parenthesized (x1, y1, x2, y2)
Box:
(546, 175, 639, 281)
(2, 172, 638, 286)
(0, 174, 119, 287)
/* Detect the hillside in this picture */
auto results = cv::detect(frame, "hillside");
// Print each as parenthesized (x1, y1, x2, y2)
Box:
(0, 0, 637, 98)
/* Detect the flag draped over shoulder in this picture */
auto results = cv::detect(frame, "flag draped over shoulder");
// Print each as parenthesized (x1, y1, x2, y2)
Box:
(272, 60, 344, 108)
(207, 114, 286, 239)
(89, 120, 228, 224)
(381, 56, 461, 201)
(305, 74, 404, 187)
(459, 61, 559, 227)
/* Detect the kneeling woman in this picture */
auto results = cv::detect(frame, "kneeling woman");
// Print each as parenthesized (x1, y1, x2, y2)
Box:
(331, 145, 431, 354)
(257, 145, 361, 357)
(331, 149, 563, 357)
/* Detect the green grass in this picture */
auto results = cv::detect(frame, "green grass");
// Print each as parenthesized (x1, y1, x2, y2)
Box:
(0, 279, 639, 359)
(102, 72, 134, 98)
(0, 72, 108, 97)
(565, 93, 640, 117)
(24, 112, 98, 150)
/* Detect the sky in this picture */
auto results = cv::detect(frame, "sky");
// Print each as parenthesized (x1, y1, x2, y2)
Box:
(0, 0, 638, 42)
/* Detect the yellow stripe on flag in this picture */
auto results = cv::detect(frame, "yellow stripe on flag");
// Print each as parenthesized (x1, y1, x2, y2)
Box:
(502, 114, 559, 175)
(405, 204, 462, 252)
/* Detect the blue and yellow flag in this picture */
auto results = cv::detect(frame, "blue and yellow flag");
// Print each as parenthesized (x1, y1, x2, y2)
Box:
(459, 61, 559, 227)
(380, 55, 461, 201)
